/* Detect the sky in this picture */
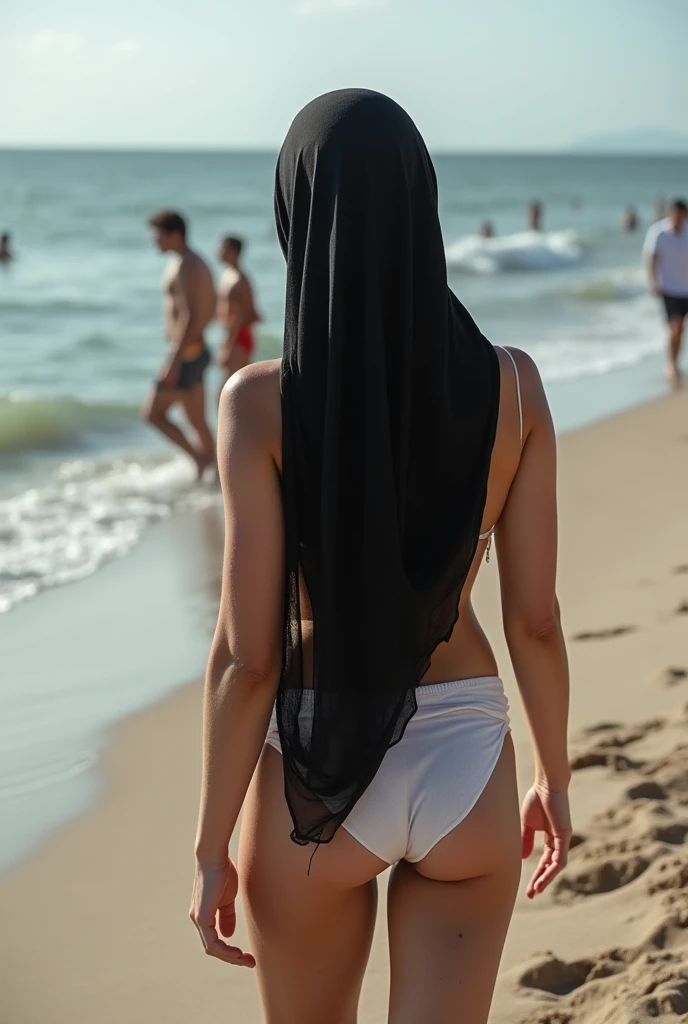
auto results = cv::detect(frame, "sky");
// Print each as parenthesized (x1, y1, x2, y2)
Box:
(2, 0, 687, 151)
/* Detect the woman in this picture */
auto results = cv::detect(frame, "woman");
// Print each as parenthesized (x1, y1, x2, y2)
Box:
(191, 90, 571, 1024)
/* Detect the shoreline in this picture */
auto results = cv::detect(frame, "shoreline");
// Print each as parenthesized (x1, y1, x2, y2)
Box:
(0, 505, 222, 872)
(0, 343, 675, 615)
(1, 386, 688, 1022)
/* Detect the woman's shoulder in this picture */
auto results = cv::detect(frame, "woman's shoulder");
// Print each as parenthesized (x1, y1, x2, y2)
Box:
(495, 346, 551, 444)
(496, 345, 540, 384)
(221, 357, 281, 398)
(219, 359, 282, 451)
(497, 346, 548, 407)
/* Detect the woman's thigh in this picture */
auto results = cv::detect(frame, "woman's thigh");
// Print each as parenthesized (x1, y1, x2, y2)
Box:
(239, 745, 388, 1024)
(388, 734, 521, 1024)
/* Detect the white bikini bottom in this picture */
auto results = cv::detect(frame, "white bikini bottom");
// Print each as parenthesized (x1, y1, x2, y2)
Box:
(265, 676, 510, 865)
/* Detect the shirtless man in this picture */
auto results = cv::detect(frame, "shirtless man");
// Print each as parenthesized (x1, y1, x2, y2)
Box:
(142, 210, 216, 479)
(216, 236, 261, 396)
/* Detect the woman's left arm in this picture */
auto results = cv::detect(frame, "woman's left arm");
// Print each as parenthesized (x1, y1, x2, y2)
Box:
(190, 371, 284, 967)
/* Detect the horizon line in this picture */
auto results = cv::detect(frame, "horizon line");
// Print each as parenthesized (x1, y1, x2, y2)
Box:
(2, 143, 688, 158)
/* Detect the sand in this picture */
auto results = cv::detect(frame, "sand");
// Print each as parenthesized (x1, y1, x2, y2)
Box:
(1, 387, 687, 1023)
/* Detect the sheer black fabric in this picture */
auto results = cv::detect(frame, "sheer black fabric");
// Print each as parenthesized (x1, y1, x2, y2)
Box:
(275, 90, 500, 847)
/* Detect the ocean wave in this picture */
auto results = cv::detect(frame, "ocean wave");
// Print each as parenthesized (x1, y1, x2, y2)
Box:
(445, 230, 583, 274)
(533, 335, 663, 382)
(0, 395, 139, 454)
(0, 296, 117, 315)
(568, 266, 646, 302)
(0, 453, 220, 613)
(529, 293, 662, 382)
(72, 333, 119, 352)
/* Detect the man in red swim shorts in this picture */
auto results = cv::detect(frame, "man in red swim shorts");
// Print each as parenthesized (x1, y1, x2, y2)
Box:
(216, 235, 261, 399)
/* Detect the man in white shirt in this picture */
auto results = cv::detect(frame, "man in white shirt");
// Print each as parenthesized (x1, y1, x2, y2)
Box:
(644, 198, 688, 384)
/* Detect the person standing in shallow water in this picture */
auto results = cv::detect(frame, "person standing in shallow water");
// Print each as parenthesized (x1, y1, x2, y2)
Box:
(216, 235, 261, 399)
(622, 206, 639, 232)
(528, 200, 543, 231)
(142, 210, 216, 480)
(0, 232, 13, 262)
(190, 90, 571, 1024)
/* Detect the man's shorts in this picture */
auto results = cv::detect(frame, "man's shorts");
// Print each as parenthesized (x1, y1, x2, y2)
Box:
(662, 295, 688, 322)
(157, 347, 211, 391)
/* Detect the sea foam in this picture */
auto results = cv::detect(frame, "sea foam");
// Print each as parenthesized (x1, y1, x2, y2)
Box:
(0, 454, 220, 613)
(446, 229, 583, 274)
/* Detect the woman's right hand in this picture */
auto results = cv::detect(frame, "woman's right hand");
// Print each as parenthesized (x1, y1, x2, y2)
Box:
(520, 784, 572, 899)
(189, 857, 256, 967)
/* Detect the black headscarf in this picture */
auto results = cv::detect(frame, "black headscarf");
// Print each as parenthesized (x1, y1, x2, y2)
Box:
(275, 89, 500, 847)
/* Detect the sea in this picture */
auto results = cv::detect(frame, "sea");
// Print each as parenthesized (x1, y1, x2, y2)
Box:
(1, 149, 686, 869)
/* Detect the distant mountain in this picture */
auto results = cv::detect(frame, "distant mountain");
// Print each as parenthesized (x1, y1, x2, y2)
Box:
(570, 129, 688, 155)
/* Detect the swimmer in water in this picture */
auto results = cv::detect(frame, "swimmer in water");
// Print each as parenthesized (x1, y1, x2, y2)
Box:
(0, 232, 13, 263)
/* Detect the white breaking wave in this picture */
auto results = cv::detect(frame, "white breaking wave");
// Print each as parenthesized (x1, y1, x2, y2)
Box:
(569, 265, 646, 302)
(528, 292, 663, 383)
(532, 334, 663, 383)
(0, 454, 221, 613)
(446, 229, 583, 274)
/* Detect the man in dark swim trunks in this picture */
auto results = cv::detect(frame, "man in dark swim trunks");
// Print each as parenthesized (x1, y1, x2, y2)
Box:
(142, 210, 217, 479)
(216, 235, 261, 400)
(644, 198, 688, 385)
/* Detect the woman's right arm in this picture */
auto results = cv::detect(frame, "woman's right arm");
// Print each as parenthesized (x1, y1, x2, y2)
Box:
(495, 353, 572, 898)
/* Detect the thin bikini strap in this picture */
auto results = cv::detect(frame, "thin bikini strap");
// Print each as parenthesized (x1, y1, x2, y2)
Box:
(498, 346, 523, 443)
(481, 347, 524, 564)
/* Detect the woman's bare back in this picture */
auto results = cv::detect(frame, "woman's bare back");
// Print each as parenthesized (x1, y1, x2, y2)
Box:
(234, 344, 551, 686)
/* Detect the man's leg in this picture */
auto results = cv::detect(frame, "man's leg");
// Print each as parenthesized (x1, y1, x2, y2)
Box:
(179, 382, 215, 481)
(667, 315, 685, 384)
(141, 386, 204, 469)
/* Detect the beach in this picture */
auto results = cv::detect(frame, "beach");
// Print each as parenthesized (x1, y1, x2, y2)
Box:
(1, 385, 687, 1023)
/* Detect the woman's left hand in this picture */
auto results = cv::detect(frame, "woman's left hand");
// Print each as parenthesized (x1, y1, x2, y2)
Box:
(189, 858, 256, 967)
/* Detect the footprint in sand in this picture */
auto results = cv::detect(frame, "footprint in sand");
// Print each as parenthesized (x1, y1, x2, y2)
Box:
(648, 824, 688, 845)
(675, 600, 688, 616)
(593, 800, 688, 844)
(517, 919, 688, 1022)
(673, 565, 688, 576)
(626, 780, 668, 800)
(570, 750, 639, 771)
(582, 721, 665, 746)
(639, 746, 688, 796)
(571, 625, 637, 642)
(553, 847, 657, 904)
(645, 856, 688, 898)
(518, 952, 626, 997)
(657, 667, 688, 687)
(569, 719, 664, 773)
